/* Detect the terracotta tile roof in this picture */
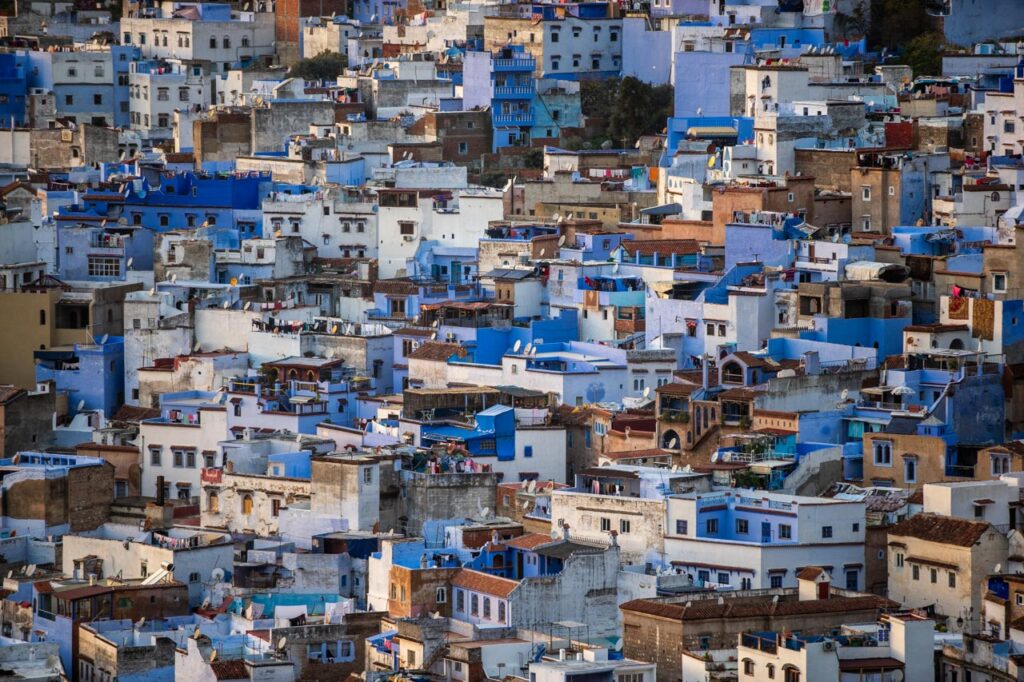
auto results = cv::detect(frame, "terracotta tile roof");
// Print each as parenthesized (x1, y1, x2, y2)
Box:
(0, 385, 26, 404)
(210, 659, 248, 680)
(395, 327, 435, 337)
(989, 441, 1024, 457)
(0, 180, 36, 198)
(656, 382, 699, 396)
(621, 594, 894, 621)
(374, 279, 420, 295)
(797, 566, 825, 580)
(113, 404, 162, 422)
(620, 239, 701, 256)
(408, 341, 467, 362)
(451, 569, 519, 598)
(603, 448, 673, 459)
(888, 513, 992, 547)
(505, 533, 555, 550)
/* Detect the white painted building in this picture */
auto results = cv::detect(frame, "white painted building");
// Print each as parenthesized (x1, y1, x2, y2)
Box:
(664, 490, 867, 590)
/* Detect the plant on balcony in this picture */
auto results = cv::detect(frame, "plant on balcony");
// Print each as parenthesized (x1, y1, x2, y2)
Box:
(738, 415, 752, 430)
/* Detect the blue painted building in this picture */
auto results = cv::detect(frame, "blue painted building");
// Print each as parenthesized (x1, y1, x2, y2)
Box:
(56, 224, 154, 283)
(35, 337, 126, 417)
(122, 171, 272, 235)
(0, 52, 29, 126)
(490, 46, 536, 151)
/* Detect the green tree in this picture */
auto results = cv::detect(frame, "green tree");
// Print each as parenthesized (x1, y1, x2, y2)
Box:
(288, 52, 348, 82)
(607, 76, 674, 146)
(904, 31, 944, 77)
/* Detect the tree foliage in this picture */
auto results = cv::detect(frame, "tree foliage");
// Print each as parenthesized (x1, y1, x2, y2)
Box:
(904, 31, 944, 78)
(580, 77, 674, 147)
(288, 52, 348, 82)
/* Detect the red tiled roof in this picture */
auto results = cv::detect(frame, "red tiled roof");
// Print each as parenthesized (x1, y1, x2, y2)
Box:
(0, 385, 26, 404)
(620, 239, 701, 256)
(797, 566, 825, 581)
(210, 659, 248, 680)
(408, 341, 467, 362)
(888, 513, 992, 547)
(505, 533, 555, 550)
(451, 569, 519, 598)
(621, 594, 894, 621)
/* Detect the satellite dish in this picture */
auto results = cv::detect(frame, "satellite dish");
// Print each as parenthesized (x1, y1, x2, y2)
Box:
(430, 332, 437, 340)
(193, 341, 202, 352)
(668, 437, 678, 449)
(222, 300, 231, 309)
(202, 597, 211, 609)
(46, 655, 58, 671)
(148, 287, 156, 296)
(558, 235, 566, 246)
(432, 320, 439, 328)
(211, 567, 226, 581)
(840, 388, 849, 401)
(127, 257, 134, 269)
(996, 563, 1003, 573)
(99, 333, 109, 344)
(244, 301, 252, 311)
(524, 343, 533, 355)
(277, 637, 288, 650)
(77, 399, 86, 411)
(209, 650, 218, 662)
(170, 273, 178, 283)
(194, 626, 202, 639)
(136, 616, 145, 628)
(513, 340, 522, 353)
(643, 386, 651, 398)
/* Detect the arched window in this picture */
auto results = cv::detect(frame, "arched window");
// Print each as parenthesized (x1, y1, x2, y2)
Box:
(242, 494, 253, 515)
(208, 492, 219, 512)
(241, 35, 250, 47)
(210, 36, 217, 49)
(435, 587, 447, 603)
(223, 35, 231, 49)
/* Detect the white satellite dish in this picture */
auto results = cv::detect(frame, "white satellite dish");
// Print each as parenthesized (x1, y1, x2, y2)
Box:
(277, 637, 288, 650)
(193, 341, 201, 352)
(99, 333, 109, 345)
(148, 287, 156, 296)
(531, 346, 538, 355)
(136, 616, 145, 628)
(77, 399, 85, 411)
(643, 386, 651, 398)
(840, 388, 849, 401)
(668, 437, 678, 449)
(539, 248, 546, 257)
(127, 257, 134, 269)
(209, 650, 218, 662)
(524, 343, 533, 354)
(222, 300, 231, 309)
(170, 273, 177, 283)
(432, 319, 439, 328)
(211, 567, 226, 582)
(558, 235, 566, 246)
(513, 339, 522, 353)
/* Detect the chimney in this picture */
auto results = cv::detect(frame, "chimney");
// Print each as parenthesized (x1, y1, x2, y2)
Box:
(156, 475, 165, 506)
(803, 350, 820, 376)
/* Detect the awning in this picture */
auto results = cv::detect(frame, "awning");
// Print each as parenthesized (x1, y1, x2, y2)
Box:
(685, 126, 737, 138)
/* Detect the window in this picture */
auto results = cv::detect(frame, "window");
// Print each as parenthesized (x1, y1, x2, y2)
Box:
(436, 587, 447, 603)
(620, 519, 631, 534)
(743, 660, 754, 675)
(675, 519, 688, 535)
(930, 568, 938, 584)
(483, 597, 491, 618)
(895, 553, 904, 567)
(242, 495, 253, 515)
(779, 524, 791, 539)
(149, 447, 161, 466)
(600, 517, 611, 532)
(769, 574, 783, 588)
(93, 93, 102, 105)
(157, 87, 169, 101)
(458, 142, 468, 155)
(993, 454, 1011, 475)
(873, 440, 893, 466)
(993, 273, 1008, 293)
(736, 519, 748, 534)
(524, 445, 533, 458)
(271, 499, 281, 516)
(364, 467, 373, 483)
(904, 457, 917, 483)
(707, 518, 719, 534)
(912, 564, 920, 580)
(498, 601, 506, 621)
(65, 94, 73, 105)
(470, 594, 479, 615)
(948, 572, 956, 588)
(210, 36, 217, 48)
(821, 526, 833, 538)
(861, 186, 871, 201)
(456, 589, 464, 611)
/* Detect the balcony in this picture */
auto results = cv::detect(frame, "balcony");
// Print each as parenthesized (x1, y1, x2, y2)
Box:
(493, 57, 535, 71)
(493, 84, 534, 98)
(493, 110, 535, 127)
